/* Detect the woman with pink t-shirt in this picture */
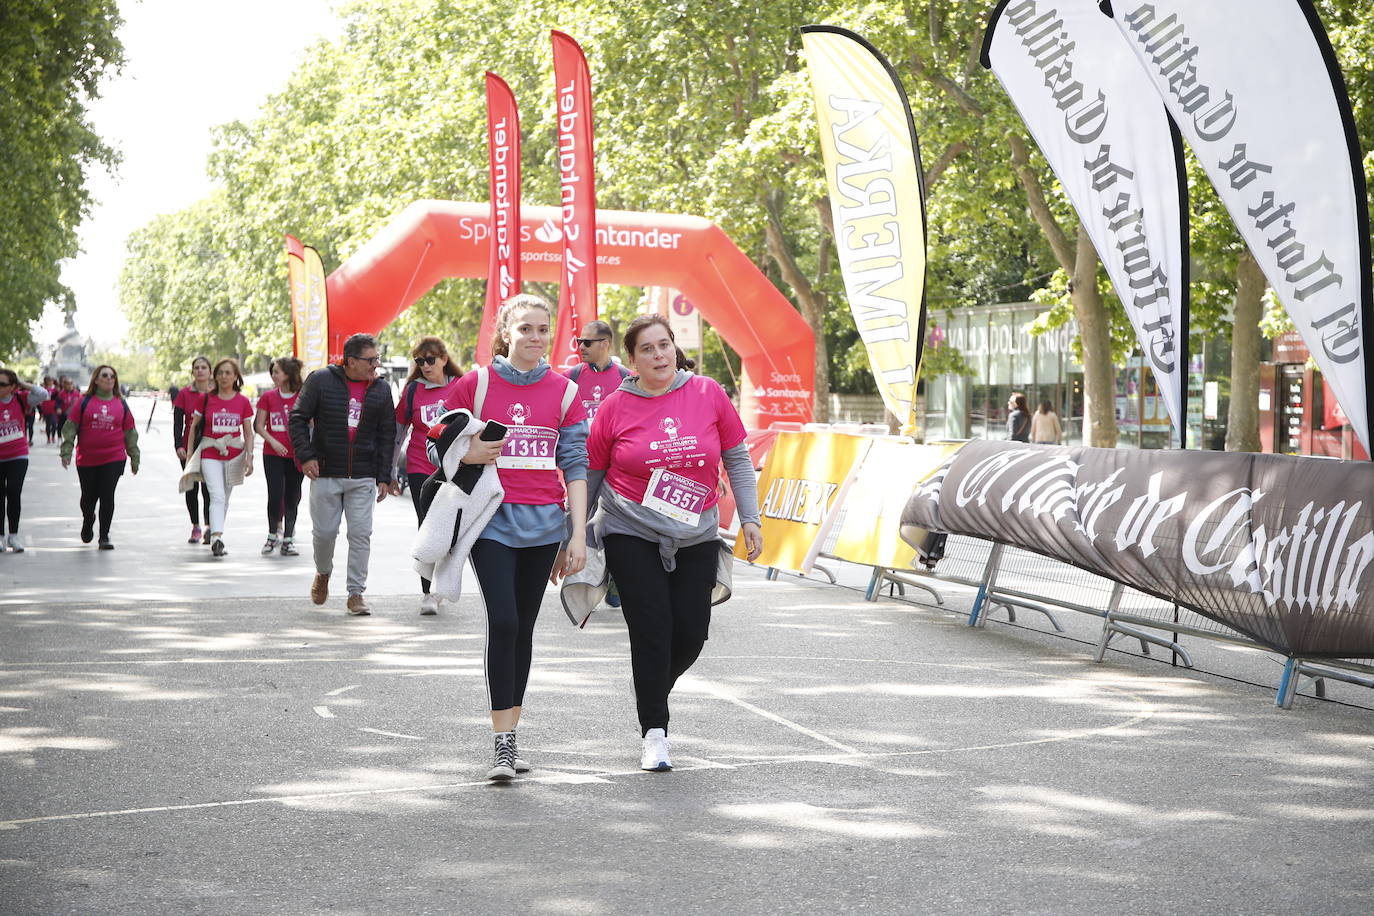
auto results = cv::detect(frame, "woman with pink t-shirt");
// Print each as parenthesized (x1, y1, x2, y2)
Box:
(389, 335, 462, 615)
(585, 314, 763, 773)
(451, 294, 588, 781)
(59, 365, 140, 549)
(254, 357, 304, 557)
(173, 356, 214, 544)
(187, 358, 255, 557)
(0, 368, 49, 551)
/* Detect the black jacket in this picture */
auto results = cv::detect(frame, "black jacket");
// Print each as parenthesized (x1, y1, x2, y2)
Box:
(289, 365, 396, 482)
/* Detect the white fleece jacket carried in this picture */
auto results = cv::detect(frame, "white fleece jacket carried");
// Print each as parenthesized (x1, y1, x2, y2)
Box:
(178, 434, 246, 493)
(411, 414, 504, 600)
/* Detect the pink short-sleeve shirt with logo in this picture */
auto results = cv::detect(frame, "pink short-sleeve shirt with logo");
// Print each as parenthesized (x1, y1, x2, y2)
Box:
(396, 377, 462, 477)
(73, 396, 133, 467)
(565, 363, 626, 421)
(346, 380, 369, 443)
(0, 393, 30, 461)
(195, 392, 254, 461)
(256, 389, 298, 459)
(452, 369, 587, 505)
(587, 375, 746, 512)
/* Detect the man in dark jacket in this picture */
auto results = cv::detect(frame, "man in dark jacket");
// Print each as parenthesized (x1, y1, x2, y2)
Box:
(289, 333, 396, 616)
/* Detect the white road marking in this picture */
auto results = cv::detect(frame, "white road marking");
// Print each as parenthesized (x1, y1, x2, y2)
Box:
(357, 728, 423, 741)
(326, 685, 361, 696)
(681, 674, 861, 755)
(312, 706, 335, 719)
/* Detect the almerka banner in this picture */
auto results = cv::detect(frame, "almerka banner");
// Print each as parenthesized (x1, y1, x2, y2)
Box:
(286, 235, 329, 371)
(1107, 1, 1373, 452)
(800, 26, 927, 434)
(550, 30, 599, 372)
(902, 440, 1374, 657)
(477, 71, 522, 367)
(983, 0, 1190, 442)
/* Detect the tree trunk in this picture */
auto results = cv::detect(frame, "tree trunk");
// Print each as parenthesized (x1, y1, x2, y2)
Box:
(763, 192, 831, 422)
(1071, 232, 1119, 447)
(1225, 249, 1265, 452)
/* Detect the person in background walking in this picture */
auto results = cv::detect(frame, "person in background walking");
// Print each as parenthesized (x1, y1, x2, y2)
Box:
(0, 369, 49, 552)
(173, 356, 214, 544)
(565, 320, 630, 421)
(1007, 392, 1031, 443)
(390, 335, 462, 615)
(57, 376, 80, 431)
(1031, 399, 1063, 445)
(254, 357, 305, 557)
(186, 358, 255, 558)
(60, 365, 139, 549)
(289, 333, 395, 617)
(40, 377, 60, 444)
(452, 294, 588, 781)
(584, 314, 762, 772)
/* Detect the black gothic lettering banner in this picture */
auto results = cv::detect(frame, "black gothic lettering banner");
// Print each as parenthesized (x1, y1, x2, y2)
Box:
(983, 0, 1190, 444)
(902, 440, 1374, 657)
(1108, 0, 1373, 454)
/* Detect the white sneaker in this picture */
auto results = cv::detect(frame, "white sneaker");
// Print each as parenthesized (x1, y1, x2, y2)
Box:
(419, 593, 440, 616)
(5, 533, 22, 553)
(640, 728, 672, 771)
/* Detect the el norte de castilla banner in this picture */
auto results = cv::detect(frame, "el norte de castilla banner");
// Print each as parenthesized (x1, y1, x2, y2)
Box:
(983, 0, 1190, 444)
(1106, 0, 1373, 453)
(801, 26, 927, 434)
(286, 235, 329, 371)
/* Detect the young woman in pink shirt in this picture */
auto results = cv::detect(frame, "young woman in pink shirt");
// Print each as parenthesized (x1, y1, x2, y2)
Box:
(389, 335, 462, 615)
(173, 356, 214, 543)
(451, 294, 589, 780)
(59, 365, 140, 549)
(187, 358, 255, 557)
(254, 357, 304, 556)
(0, 368, 49, 551)
(585, 314, 763, 772)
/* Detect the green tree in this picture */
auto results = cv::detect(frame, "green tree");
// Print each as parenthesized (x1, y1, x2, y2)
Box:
(0, 0, 124, 358)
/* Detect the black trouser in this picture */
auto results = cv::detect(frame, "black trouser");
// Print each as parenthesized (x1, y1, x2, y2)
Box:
(408, 472, 434, 593)
(263, 454, 304, 538)
(178, 454, 210, 526)
(1, 458, 28, 534)
(603, 535, 718, 736)
(25, 414, 34, 444)
(470, 538, 560, 711)
(77, 460, 125, 540)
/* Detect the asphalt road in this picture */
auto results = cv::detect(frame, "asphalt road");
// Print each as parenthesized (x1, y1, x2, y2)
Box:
(3, 403, 1373, 914)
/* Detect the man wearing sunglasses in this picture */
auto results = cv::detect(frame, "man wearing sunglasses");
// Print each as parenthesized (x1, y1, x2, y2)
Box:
(564, 320, 630, 422)
(289, 333, 396, 616)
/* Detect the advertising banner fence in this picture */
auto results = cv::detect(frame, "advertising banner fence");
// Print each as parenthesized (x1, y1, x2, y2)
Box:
(801, 26, 927, 433)
(983, 0, 1190, 443)
(477, 71, 522, 366)
(550, 30, 599, 372)
(286, 234, 330, 371)
(1107, 0, 1373, 452)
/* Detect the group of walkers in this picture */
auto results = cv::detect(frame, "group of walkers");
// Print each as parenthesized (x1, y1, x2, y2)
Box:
(3, 292, 766, 779)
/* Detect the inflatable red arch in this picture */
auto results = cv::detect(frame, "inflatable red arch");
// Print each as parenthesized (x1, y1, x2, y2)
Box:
(325, 200, 814, 428)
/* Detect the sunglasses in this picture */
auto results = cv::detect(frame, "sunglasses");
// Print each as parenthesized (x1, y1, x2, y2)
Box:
(349, 355, 382, 366)
(575, 337, 609, 347)
(98, 373, 116, 379)
(0, 380, 13, 387)
(414, 355, 441, 366)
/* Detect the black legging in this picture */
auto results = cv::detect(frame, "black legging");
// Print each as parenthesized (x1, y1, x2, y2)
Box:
(1, 458, 28, 534)
(263, 454, 304, 538)
(470, 538, 560, 711)
(77, 460, 125, 540)
(603, 535, 718, 736)
(408, 471, 433, 593)
(178, 455, 210, 527)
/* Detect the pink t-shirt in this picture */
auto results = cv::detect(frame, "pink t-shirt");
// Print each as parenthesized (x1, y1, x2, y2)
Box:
(452, 368, 587, 505)
(396, 376, 462, 477)
(72, 395, 133, 467)
(59, 389, 81, 416)
(195, 392, 254, 461)
(587, 375, 746, 512)
(346, 380, 369, 443)
(0, 393, 29, 461)
(565, 363, 627, 421)
(256, 389, 298, 459)
(40, 388, 58, 416)
(175, 386, 211, 450)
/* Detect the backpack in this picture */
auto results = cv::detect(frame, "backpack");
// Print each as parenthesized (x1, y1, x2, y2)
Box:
(77, 394, 131, 427)
(473, 366, 578, 427)
(567, 361, 631, 383)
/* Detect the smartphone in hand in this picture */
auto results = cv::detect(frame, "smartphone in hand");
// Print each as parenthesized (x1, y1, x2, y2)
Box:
(480, 420, 508, 441)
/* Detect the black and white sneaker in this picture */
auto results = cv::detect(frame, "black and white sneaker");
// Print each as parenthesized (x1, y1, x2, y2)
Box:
(487, 732, 517, 781)
(211, 538, 226, 557)
(510, 730, 531, 773)
(261, 535, 278, 556)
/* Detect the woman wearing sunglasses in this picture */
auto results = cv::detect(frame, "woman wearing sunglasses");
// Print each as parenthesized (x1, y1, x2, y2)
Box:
(391, 336, 463, 614)
(59, 365, 140, 549)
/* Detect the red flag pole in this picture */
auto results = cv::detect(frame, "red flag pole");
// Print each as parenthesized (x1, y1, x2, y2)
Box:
(477, 71, 522, 367)
(551, 30, 598, 372)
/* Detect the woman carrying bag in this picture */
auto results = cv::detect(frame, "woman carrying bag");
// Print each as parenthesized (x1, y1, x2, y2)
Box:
(60, 365, 139, 549)
(583, 315, 763, 772)
(185, 358, 254, 557)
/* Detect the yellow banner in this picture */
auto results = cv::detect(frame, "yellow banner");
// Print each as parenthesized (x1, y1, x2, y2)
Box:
(739, 431, 871, 574)
(802, 27, 927, 434)
(830, 440, 964, 569)
(287, 235, 330, 372)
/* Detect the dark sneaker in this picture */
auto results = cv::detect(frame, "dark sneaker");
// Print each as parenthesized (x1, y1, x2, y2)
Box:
(202, 528, 212, 545)
(487, 733, 517, 781)
(189, 525, 202, 544)
(98, 538, 114, 551)
(80, 516, 94, 544)
(211, 538, 227, 557)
